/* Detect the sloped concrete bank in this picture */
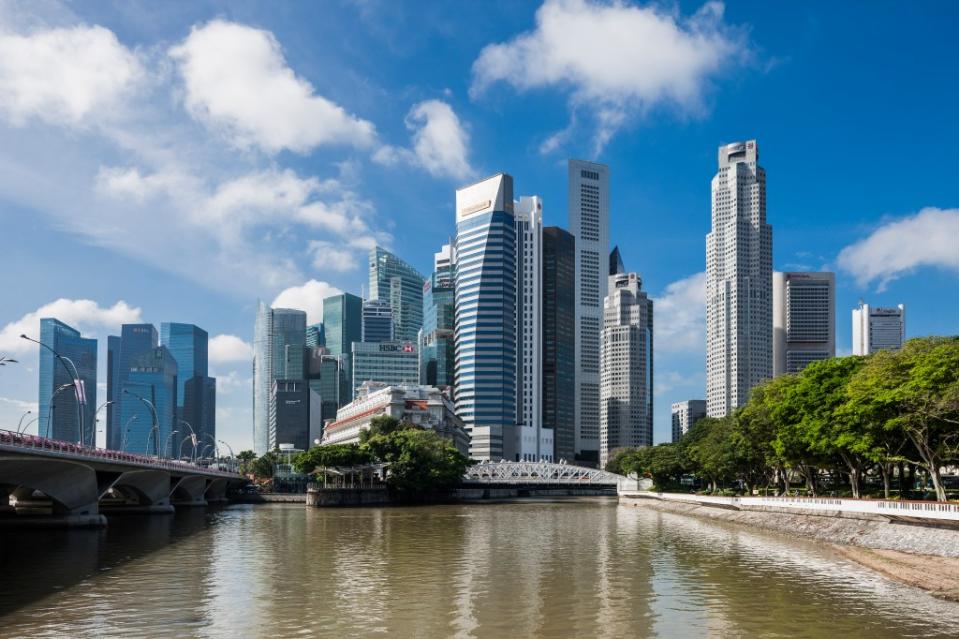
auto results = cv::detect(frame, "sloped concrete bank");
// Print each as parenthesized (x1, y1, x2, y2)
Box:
(620, 495, 959, 557)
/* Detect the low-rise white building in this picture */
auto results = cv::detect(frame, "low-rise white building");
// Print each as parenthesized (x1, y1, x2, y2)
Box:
(321, 383, 470, 455)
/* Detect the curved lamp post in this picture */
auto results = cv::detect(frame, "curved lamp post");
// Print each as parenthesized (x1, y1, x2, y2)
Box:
(202, 434, 219, 460)
(178, 419, 197, 463)
(46, 383, 75, 437)
(123, 390, 160, 458)
(120, 415, 139, 452)
(16, 410, 31, 432)
(0, 356, 18, 367)
(218, 439, 236, 472)
(21, 334, 85, 445)
(18, 415, 39, 435)
(164, 430, 180, 460)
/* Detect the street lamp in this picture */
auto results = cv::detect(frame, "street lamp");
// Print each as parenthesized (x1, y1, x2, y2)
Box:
(18, 415, 39, 435)
(164, 430, 180, 459)
(46, 383, 75, 437)
(178, 419, 197, 463)
(0, 356, 18, 367)
(218, 439, 236, 472)
(16, 410, 31, 432)
(21, 334, 85, 445)
(123, 389, 160, 457)
(120, 415, 138, 452)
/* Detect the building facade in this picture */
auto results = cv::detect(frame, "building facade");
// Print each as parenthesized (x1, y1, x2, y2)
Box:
(599, 272, 654, 468)
(305, 347, 345, 445)
(421, 243, 456, 389)
(514, 195, 549, 461)
(369, 247, 426, 342)
(569, 159, 609, 464)
(706, 140, 773, 417)
(542, 226, 576, 463)
(160, 322, 216, 454)
(306, 323, 325, 349)
(455, 173, 517, 461)
(107, 324, 158, 450)
(118, 346, 178, 457)
(671, 400, 707, 443)
(351, 341, 419, 395)
(322, 384, 469, 455)
(37, 318, 97, 445)
(362, 299, 394, 343)
(773, 272, 836, 375)
(852, 303, 906, 355)
(253, 303, 307, 455)
(270, 379, 309, 451)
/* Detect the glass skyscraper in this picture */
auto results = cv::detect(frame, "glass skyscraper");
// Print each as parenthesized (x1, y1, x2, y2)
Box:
(253, 303, 307, 455)
(107, 324, 158, 450)
(362, 299, 394, 342)
(306, 323, 325, 349)
(160, 323, 216, 453)
(454, 173, 517, 461)
(351, 341, 419, 395)
(421, 243, 455, 388)
(542, 227, 576, 462)
(369, 246, 426, 342)
(37, 318, 97, 445)
(118, 346, 178, 456)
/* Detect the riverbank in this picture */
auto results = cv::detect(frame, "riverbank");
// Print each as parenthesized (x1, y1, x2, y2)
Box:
(621, 496, 959, 601)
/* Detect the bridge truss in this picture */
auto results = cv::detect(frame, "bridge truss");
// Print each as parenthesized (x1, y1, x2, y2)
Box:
(463, 461, 623, 486)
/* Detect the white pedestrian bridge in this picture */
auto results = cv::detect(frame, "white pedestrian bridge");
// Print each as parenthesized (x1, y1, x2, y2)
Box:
(463, 461, 623, 486)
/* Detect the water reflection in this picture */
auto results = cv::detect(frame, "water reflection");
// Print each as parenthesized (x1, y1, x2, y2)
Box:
(1, 498, 958, 638)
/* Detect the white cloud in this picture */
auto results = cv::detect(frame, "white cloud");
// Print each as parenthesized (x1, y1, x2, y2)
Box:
(471, 0, 746, 152)
(837, 207, 959, 291)
(95, 165, 191, 202)
(653, 272, 705, 354)
(0, 24, 144, 127)
(212, 370, 251, 395)
(374, 100, 475, 180)
(654, 370, 704, 397)
(0, 298, 143, 354)
(209, 334, 252, 365)
(308, 240, 359, 272)
(0, 397, 38, 413)
(169, 20, 376, 154)
(272, 280, 343, 325)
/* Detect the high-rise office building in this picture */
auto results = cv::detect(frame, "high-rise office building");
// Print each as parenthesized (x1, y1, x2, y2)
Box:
(542, 227, 576, 462)
(609, 246, 625, 276)
(706, 140, 772, 417)
(421, 243, 456, 388)
(252, 303, 307, 455)
(351, 341, 419, 395)
(369, 246, 426, 342)
(569, 159, 609, 464)
(107, 324, 158, 450)
(600, 272, 653, 468)
(852, 303, 906, 355)
(270, 379, 309, 451)
(322, 292, 362, 407)
(160, 323, 216, 453)
(773, 272, 836, 375)
(36, 318, 97, 445)
(514, 195, 549, 461)
(671, 400, 706, 443)
(305, 347, 343, 445)
(455, 173, 517, 461)
(362, 299, 394, 343)
(117, 346, 178, 456)
(306, 323, 325, 349)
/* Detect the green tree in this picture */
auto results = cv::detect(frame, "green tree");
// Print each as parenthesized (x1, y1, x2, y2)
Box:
(236, 450, 257, 475)
(363, 428, 470, 494)
(293, 443, 371, 475)
(683, 416, 738, 492)
(249, 451, 279, 478)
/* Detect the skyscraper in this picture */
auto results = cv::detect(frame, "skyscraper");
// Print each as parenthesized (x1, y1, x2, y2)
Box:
(600, 272, 653, 468)
(270, 379, 309, 451)
(671, 400, 706, 443)
(852, 303, 906, 355)
(369, 246, 426, 342)
(252, 303, 307, 455)
(351, 341, 419, 395)
(609, 246, 625, 276)
(305, 347, 343, 445)
(706, 140, 772, 417)
(569, 159, 609, 464)
(421, 243, 455, 389)
(542, 227, 576, 462)
(362, 299, 394, 343)
(322, 292, 362, 406)
(118, 346, 178, 456)
(455, 173, 517, 461)
(306, 323, 325, 349)
(773, 272, 836, 375)
(514, 195, 549, 461)
(37, 318, 97, 445)
(107, 324, 158, 450)
(160, 323, 216, 453)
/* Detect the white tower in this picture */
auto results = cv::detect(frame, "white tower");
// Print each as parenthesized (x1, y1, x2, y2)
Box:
(569, 160, 609, 463)
(706, 140, 772, 417)
(852, 303, 905, 355)
(773, 271, 836, 375)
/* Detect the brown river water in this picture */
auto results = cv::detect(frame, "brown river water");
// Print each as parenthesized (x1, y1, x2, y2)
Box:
(1, 497, 957, 638)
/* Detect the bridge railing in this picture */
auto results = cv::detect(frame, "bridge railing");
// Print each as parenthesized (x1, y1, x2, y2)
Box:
(463, 461, 623, 485)
(0, 429, 239, 477)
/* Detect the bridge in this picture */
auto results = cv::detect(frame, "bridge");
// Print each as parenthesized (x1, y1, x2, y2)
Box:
(0, 429, 244, 527)
(463, 461, 624, 488)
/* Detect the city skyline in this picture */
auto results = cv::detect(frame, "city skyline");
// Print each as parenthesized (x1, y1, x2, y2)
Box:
(3, 2, 959, 453)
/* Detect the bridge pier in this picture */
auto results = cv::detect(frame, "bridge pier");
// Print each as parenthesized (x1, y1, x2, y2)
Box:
(0, 457, 106, 527)
(101, 470, 175, 515)
(171, 475, 208, 506)
(205, 478, 230, 503)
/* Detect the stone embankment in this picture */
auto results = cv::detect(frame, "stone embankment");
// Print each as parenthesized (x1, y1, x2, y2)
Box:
(621, 492, 959, 600)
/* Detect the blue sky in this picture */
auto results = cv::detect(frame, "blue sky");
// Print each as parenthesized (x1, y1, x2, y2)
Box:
(1, 0, 958, 451)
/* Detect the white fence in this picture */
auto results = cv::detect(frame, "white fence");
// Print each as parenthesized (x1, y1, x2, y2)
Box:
(618, 490, 959, 522)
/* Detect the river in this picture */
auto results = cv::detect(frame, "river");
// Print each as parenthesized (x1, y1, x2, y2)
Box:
(1, 498, 957, 638)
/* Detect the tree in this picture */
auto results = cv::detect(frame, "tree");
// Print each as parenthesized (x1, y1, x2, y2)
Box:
(359, 415, 418, 444)
(683, 416, 738, 492)
(249, 451, 279, 478)
(363, 428, 470, 494)
(236, 450, 257, 475)
(293, 443, 371, 475)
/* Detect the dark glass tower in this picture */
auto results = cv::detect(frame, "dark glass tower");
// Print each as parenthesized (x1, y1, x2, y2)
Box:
(160, 323, 216, 454)
(107, 324, 158, 450)
(253, 303, 307, 455)
(542, 228, 576, 462)
(421, 244, 455, 388)
(37, 318, 97, 445)
(369, 247, 426, 342)
(118, 346, 178, 456)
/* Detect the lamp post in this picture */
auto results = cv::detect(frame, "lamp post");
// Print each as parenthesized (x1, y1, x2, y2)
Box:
(178, 419, 197, 463)
(0, 356, 18, 367)
(46, 383, 74, 438)
(91, 401, 113, 448)
(21, 334, 85, 446)
(123, 389, 160, 457)
(120, 415, 138, 452)
(218, 439, 236, 472)
(18, 416, 39, 435)
(202, 434, 219, 460)
(164, 430, 180, 459)
(16, 410, 31, 432)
